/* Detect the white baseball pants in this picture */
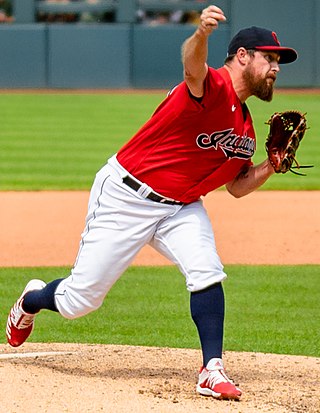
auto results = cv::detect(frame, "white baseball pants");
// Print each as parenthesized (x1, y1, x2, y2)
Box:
(54, 156, 227, 319)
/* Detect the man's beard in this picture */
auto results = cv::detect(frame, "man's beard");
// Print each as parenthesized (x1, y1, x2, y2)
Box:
(243, 66, 275, 102)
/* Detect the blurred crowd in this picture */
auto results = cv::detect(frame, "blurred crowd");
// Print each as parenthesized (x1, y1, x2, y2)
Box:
(36, 0, 112, 23)
(37, 0, 204, 24)
(0, 0, 13, 22)
(136, 1, 204, 26)
(1, 0, 205, 25)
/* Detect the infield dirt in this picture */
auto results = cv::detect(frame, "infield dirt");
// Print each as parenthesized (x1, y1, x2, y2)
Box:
(0, 190, 319, 266)
(0, 191, 319, 413)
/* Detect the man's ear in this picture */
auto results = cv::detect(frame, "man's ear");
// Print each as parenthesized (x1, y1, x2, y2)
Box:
(236, 47, 250, 65)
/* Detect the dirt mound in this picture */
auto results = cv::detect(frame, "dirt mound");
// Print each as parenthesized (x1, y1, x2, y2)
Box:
(1, 343, 319, 413)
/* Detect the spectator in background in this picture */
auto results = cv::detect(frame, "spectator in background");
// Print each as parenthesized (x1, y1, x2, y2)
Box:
(179, 10, 201, 24)
(37, 0, 115, 23)
(0, 0, 13, 23)
(136, 9, 171, 25)
(136, 0, 203, 26)
(35, 0, 202, 25)
(37, 0, 79, 23)
(79, 0, 115, 23)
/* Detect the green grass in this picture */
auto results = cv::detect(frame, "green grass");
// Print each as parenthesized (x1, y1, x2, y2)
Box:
(0, 93, 163, 190)
(1, 265, 319, 357)
(0, 91, 319, 190)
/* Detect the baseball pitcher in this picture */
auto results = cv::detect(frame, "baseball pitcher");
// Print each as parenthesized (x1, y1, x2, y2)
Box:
(7, 5, 301, 400)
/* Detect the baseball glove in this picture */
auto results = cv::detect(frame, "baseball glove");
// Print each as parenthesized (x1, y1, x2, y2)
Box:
(265, 111, 311, 175)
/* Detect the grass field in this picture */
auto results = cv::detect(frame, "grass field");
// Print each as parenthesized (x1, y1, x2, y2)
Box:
(0, 91, 319, 190)
(0, 91, 319, 358)
(0, 265, 319, 356)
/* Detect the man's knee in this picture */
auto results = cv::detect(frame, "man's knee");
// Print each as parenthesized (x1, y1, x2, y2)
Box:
(54, 280, 105, 319)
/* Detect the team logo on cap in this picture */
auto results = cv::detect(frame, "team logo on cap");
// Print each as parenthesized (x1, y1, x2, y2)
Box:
(272, 31, 280, 45)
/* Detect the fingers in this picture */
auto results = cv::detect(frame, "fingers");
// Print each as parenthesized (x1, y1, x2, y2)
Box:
(200, 5, 227, 33)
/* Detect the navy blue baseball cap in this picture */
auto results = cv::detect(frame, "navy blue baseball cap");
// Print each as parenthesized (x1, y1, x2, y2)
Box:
(228, 26, 298, 64)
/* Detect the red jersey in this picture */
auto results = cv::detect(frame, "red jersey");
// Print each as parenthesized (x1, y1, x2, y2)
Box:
(117, 67, 256, 204)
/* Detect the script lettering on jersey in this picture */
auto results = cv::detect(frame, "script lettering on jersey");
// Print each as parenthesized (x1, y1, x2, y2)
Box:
(196, 128, 255, 159)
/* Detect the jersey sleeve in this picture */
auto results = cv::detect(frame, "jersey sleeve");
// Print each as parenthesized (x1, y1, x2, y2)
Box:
(198, 67, 227, 107)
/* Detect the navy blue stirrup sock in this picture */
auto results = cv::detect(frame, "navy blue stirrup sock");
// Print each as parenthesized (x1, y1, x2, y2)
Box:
(22, 278, 65, 314)
(190, 282, 225, 367)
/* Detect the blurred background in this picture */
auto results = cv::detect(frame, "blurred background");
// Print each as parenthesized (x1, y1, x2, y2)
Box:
(0, 0, 319, 89)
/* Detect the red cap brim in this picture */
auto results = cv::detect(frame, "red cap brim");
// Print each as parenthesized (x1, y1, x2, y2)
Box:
(255, 46, 298, 64)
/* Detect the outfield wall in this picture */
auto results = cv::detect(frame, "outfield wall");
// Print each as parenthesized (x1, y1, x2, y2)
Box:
(1, 0, 319, 89)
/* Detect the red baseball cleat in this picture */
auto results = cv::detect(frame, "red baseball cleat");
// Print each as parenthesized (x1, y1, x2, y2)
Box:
(6, 279, 46, 347)
(196, 358, 242, 400)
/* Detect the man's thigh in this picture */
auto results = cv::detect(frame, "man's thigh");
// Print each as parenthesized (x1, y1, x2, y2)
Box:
(151, 200, 227, 292)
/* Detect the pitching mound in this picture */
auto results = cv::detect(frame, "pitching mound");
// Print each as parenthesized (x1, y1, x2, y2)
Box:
(1, 343, 319, 413)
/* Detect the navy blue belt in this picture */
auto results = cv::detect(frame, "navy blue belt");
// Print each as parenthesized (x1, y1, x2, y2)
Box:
(123, 176, 183, 205)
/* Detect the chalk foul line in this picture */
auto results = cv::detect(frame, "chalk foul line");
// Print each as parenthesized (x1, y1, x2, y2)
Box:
(0, 351, 75, 360)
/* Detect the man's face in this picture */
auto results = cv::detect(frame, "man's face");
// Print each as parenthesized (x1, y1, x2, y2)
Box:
(243, 51, 280, 102)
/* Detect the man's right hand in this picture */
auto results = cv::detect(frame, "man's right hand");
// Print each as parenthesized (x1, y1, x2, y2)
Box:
(199, 5, 227, 35)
